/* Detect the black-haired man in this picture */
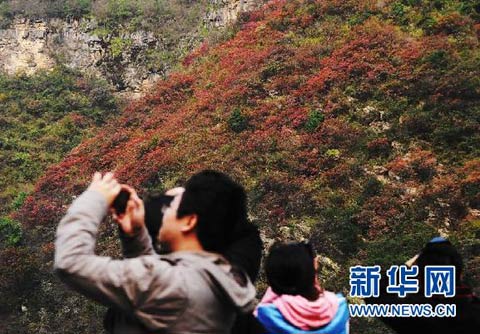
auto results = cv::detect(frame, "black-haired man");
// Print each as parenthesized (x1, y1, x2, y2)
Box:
(55, 170, 259, 333)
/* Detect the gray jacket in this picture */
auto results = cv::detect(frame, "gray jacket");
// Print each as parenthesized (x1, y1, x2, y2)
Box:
(54, 190, 256, 333)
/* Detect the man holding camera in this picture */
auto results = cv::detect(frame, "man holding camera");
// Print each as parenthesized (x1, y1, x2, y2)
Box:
(54, 170, 258, 333)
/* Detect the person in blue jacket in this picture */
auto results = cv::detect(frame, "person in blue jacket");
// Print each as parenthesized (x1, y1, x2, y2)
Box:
(255, 241, 349, 334)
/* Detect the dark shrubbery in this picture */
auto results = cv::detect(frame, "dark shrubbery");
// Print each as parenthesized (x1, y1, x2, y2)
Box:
(0, 216, 22, 246)
(304, 109, 324, 132)
(228, 108, 249, 133)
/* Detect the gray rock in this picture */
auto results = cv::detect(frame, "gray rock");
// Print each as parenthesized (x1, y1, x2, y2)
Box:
(0, 1, 265, 93)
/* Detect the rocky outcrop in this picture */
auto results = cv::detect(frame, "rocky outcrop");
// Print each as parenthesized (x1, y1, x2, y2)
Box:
(0, 17, 168, 96)
(0, 0, 265, 96)
(0, 19, 55, 75)
(205, 0, 265, 27)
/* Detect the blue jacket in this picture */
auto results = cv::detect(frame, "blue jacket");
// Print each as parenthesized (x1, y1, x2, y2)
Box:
(256, 293, 349, 334)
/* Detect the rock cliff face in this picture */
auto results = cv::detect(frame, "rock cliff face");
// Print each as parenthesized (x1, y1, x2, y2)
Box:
(0, 17, 191, 96)
(0, 0, 265, 95)
(0, 19, 55, 75)
(205, 0, 264, 27)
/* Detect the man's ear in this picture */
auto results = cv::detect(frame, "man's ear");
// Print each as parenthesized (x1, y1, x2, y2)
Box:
(180, 214, 198, 233)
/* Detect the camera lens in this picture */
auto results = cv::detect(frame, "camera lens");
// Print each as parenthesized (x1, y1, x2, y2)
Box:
(112, 190, 130, 214)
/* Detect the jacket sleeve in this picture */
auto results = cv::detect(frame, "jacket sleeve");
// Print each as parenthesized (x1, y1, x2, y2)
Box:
(54, 190, 165, 312)
(119, 224, 155, 258)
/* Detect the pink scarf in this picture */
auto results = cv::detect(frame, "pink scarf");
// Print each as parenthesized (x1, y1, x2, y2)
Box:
(255, 286, 339, 330)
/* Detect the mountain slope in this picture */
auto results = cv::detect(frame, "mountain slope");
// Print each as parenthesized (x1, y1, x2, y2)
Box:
(5, 0, 480, 332)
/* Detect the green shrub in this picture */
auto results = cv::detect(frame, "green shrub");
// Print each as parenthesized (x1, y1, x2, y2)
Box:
(0, 217, 22, 246)
(110, 37, 131, 58)
(11, 192, 28, 211)
(228, 108, 249, 133)
(391, 2, 407, 21)
(0, 1, 11, 28)
(424, 49, 450, 69)
(325, 149, 341, 158)
(304, 109, 325, 132)
(362, 177, 383, 199)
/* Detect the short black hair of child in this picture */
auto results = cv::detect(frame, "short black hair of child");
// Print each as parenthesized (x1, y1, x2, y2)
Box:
(265, 242, 319, 300)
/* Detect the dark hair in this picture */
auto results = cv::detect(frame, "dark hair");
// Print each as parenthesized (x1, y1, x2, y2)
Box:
(265, 241, 319, 300)
(144, 194, 174, 252)
(177, 170, 248, 253)
(416, 238, 463, 280)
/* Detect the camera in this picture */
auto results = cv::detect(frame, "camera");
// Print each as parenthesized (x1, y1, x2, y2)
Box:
(112, 189, 131, 214)
(112, 190, 173, 247)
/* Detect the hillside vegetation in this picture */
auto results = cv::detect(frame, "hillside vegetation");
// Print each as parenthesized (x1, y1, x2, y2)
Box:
(0, 66, 116, 231)
(0, 66, 117, 331)
(2, 0, 480, 332)
(1, 0, 207, 31)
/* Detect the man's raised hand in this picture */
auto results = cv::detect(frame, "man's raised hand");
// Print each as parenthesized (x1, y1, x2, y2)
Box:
(87, 172, 122, 206)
